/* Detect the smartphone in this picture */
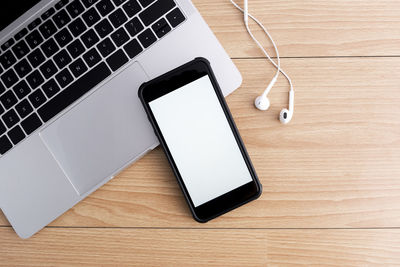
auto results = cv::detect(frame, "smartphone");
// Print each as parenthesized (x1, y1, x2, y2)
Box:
(139, 58, 262, 222)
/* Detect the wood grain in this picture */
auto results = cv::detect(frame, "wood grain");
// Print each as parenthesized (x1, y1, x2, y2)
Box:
(1, 228, 399, 266)
(193, 0, 400, 58)
(2, 0, 400, 265)
(2, 57, 399, 228)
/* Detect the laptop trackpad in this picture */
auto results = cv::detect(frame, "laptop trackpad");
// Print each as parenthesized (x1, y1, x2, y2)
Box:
(40, 62, 157, 196)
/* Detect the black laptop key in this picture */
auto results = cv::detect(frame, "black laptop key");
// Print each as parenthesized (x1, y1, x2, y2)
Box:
(8, 125, 25, 145)
(55, 28, 73, 47)
(69, 58, 88, 78)
(152, 18, 167, 32)
(1, 69, 19, 88)
(2, 109, 20, 128)
(68, 17, 87, 37)
(0, 51, 16, 70)
(111, 28, 130, 46)
(112, 0, 128, 6)
(27, 49, 46, 68)
(138, 0, 153, 8)
(82, 7, 101, 27)
(0, 135, 12, 155)
(123, 38, 142, 58)
(166, 8, 185, 28)
(96, 0, 115, 16)
(15, 99, 34, 118)
(53, 49, 72, 69)
(66, 0, 85, 18)
(109, 9, 128, 28)
(139, 0, 175, 26)
(55, 0, 70, 10)
(41, 38, 59, 57)
(152, 18, 171, 38)
(83, 48, 101, 67)
(14, 59, 32, 79)
(106, 49, 128, 71)
(0, 90, 18, 109)
(15, 28, 28, 41)
(53, 9, 72, 29)
(95, 19, 113, 38)
(97, 38, 116, 57)
(138, 28, 156, 48)
(154, 24, 171, 38)
(67, 39, 85, 58)
(38, 62, 111, 122)
(0, 82, 5, 95)
(1, 38, 15, 51)
(21, 113, 42, 135)
(42, 7, 56, 20)
(39, 20, 58, 39)
(29, 89, 47, 108)
(28, 18, 42, 31)
(0, 84, 4, 96)
(55, 68, 74, 88)
(42, 79, 61, 98)
(12, 40, 30, 59)
(0, 120, 5, 135)
(26, 30, 44, 49)
(123, 0, 141, 17)
(26, 70, 45, 89)
(40, 60, 58, 79)
(82, 0, 99, 8)
(81, 29, 100, 48)
(13, 80, 31, 99)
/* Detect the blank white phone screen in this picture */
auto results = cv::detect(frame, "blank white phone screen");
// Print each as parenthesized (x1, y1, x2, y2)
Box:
(149, 75, 252, 207)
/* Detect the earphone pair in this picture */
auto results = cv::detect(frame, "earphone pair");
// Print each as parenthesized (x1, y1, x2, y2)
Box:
(231, 0, 295, 124)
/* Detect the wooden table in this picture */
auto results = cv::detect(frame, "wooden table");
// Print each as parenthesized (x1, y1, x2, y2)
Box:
(1, 0, 400, 265)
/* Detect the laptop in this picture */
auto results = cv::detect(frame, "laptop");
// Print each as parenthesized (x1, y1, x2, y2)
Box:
(0, 0, 242, 238)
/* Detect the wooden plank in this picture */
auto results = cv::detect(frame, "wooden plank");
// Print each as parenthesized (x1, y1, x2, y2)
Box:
(193, 0, 400, 58)
(0, 228, 399, 266)
(2, 57, 399, 229)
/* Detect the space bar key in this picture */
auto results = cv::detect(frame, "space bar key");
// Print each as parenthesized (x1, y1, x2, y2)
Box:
(38, 63, 112, 123)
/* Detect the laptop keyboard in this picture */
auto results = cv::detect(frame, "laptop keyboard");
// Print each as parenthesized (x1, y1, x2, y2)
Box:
(0, 0, 186, 155)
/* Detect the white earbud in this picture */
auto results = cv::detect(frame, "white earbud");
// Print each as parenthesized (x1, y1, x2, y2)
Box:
(231, 0, 295, 124)
(279, 90, 294, 124)
(254, 75, 278, 110)
(254, 75, 277, 111)
(254, 96, 270, 110)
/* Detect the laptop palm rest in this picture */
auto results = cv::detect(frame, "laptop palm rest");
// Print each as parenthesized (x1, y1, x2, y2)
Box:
(39, 62, 158, 196)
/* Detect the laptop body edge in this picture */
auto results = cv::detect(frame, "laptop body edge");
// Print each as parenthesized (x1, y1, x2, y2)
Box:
(0, 0, 242, 238)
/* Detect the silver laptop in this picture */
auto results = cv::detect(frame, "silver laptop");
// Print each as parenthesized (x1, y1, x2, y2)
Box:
(0, 0, 242, 238)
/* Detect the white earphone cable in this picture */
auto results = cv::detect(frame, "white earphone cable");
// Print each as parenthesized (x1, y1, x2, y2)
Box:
(230, 0, 294, 96)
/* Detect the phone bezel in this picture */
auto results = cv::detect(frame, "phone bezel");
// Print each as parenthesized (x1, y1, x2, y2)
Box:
(139, 58, 262, 222)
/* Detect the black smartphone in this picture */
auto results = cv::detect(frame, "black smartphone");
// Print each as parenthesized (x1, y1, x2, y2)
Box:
(139, 58, 262, 222)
